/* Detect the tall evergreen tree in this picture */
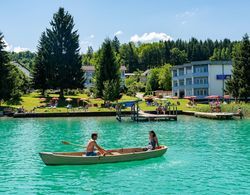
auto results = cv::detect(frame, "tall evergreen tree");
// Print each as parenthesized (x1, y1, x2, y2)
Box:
(226, 34, 250, 101)
(36, 7, 83, 97)
(95, 38, 120, 98)
(112, 36, 120, 54)
(0, 32, 27, 102)
(33, 32, 50, 95)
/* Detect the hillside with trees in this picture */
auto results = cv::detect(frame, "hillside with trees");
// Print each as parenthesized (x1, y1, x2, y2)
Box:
(82, 37, 236, 72)
(9, 51, 36, 71)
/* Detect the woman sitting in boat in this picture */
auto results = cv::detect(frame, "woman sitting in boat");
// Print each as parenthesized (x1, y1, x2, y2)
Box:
(148, 131, 159, 150)
(86, 133, 106, 156)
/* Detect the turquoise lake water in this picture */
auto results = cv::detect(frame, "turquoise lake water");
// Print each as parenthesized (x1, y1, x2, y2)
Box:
(0, 116, 249, 194)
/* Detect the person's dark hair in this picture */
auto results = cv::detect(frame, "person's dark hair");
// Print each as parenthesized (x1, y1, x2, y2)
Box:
(91, 133, 98, 139)
(149, 130, 156, 137)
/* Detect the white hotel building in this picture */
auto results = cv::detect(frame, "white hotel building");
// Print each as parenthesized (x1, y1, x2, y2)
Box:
(82, 66, 127, 88)
(172, 60, 232, 98)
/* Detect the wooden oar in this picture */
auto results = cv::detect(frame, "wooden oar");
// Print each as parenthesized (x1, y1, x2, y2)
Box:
(61, 140, 86, 148)
(62, 140, 113, 156)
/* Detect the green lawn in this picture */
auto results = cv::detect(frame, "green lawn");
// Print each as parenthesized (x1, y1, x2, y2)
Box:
(2, 92, 249, 116)
(2, 92, 138, 112)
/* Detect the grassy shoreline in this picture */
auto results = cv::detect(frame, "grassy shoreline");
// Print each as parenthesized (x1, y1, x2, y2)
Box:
(2, 92, 250, 117)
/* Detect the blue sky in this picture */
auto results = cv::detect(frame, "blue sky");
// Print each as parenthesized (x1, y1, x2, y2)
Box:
(1, 0, 250, 53)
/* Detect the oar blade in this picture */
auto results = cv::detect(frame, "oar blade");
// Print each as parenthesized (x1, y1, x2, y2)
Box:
(61, 140, 70, 145)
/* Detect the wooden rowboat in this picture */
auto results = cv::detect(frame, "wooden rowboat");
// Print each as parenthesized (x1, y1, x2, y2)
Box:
(39, 146, 167, 166)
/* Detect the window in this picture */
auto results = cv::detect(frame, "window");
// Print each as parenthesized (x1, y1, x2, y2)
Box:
(186, 67, 192, 74)
(179, 79, 184, 86)
(173, 70, 177, 77)
(194, 88, 208, 96)
(194, 65, 208, 73)
(194, 77, 208, 85)
(179, 68, 184, 76)
(173, 81, 178, 87)
(186, 78, 192, 85)
(186, 89, 192, 96)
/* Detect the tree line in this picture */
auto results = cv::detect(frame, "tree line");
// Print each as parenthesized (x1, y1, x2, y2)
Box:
(1, 7, 249, 103)
(83, 37, 235, 72)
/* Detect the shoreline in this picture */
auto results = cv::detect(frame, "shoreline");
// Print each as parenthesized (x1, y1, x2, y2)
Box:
(12, 110, 182, 118)
(7, 110, 244, 120)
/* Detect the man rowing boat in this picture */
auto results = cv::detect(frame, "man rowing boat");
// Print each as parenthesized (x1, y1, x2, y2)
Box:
(86, 133, 107, 156)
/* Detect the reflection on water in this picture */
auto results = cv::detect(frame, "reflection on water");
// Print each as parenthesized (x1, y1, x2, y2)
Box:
(0, 116, 249, 194)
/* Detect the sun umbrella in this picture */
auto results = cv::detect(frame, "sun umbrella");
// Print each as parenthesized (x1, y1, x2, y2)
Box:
(224, 95, 230, 99)
(66, 98, 73, 102)
(52, 97, 59, 100)
(39, 98, 46, 102)
(205, 95, 220, 99)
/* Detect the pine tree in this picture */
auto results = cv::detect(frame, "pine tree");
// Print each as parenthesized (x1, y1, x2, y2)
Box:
(38, 7, 83, 97)
(112, 36, 120, 54)
(95, 38, 121, 98)
(226, 34, 250, 101)
(0, 32, 27, 102)
(33, 32, 50, 95)
(0, 32, 11, 102)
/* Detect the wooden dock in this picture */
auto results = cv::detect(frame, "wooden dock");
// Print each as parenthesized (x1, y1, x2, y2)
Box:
(134, 111, 177, 121)
(194, 112, 236, 119)
(116, 100, 178, 122)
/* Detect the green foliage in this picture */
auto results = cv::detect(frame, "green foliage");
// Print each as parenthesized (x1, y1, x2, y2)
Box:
(8, 51, 36, 70)
(226, 34, 250, 101)
(125, 70, 145, 96)
(103, 80, 121, 101)
(82, 46, 94, 65)
(146, 68, 160, 92)
(95, 38, 121, 99)
(81, 36, 235, 73)
(210, 47, 231, 61)
(33, 32, 49, 95)
(120, 42, 139, 72)
(158, 64, 172, 90)
(170, 48, 188, 65)
(138, 42, 164, 69)
(112, 36, 120, 54)
(0, 32, 29, 102)
(145, 64, 172, 93)
(33, 7, 83, 97)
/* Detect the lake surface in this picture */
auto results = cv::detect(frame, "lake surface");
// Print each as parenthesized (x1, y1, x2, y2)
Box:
(0, 116, 249, 194)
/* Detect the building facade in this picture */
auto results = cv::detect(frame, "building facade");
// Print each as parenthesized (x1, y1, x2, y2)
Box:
(172, 60, 232, 98)
(82, 66, 127, 88)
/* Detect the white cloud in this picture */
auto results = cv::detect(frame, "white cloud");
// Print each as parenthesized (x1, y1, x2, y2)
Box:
(13, 46, 29, 53)
(3, 39, 29, 53)
(130, 32, 172, 43)
(114, 30, 123, 36)
(90, 34, 95, 39)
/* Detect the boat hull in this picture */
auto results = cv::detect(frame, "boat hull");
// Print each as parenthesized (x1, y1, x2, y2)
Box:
(39, 146, 167, 166)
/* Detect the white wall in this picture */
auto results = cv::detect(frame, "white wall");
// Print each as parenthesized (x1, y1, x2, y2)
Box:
(208, 64, 232, 96)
